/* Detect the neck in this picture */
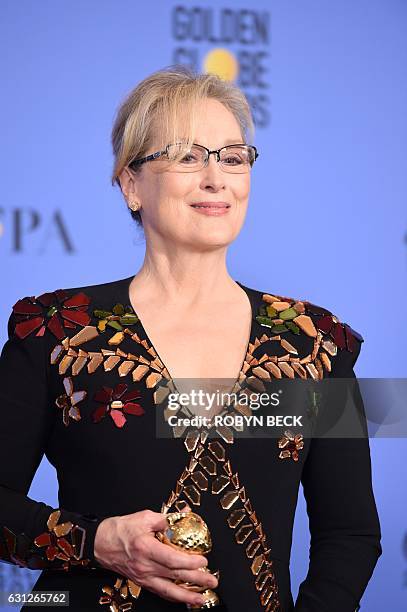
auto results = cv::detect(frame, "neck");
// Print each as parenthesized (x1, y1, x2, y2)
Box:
(129, 246, 239, 307)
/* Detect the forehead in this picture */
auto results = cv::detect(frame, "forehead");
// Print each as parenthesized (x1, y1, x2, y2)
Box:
(150, 98, 243, 149)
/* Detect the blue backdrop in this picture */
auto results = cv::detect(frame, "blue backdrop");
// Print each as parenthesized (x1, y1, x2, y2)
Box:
(1, 1, 406, 609)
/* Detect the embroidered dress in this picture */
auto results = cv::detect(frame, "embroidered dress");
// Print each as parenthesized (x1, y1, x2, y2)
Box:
(0, 275, 381, 611)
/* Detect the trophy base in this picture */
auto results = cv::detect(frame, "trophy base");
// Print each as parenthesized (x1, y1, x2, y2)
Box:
(186, 589, 221, 609)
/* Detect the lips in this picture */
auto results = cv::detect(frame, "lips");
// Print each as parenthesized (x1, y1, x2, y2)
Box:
(190, 202, 231, 209)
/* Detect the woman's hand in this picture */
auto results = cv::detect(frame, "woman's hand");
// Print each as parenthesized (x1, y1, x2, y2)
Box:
(93, 505, 218, 607)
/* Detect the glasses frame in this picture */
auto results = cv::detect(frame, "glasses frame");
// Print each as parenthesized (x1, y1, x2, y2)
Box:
(128, 142, 259, 173)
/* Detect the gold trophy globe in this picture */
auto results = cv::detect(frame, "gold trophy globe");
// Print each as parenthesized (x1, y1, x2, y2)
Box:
(156, 511, 220, 609)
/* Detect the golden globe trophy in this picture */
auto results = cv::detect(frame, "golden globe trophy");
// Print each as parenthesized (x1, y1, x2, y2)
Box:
(155, 511, 221, 609)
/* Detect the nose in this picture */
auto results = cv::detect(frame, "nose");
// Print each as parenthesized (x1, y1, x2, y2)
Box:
(199, 153, 226, 191)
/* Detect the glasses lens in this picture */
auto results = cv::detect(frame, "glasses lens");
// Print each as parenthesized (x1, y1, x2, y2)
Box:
(219, 146, 254, 173)
(166, 143, 205, 172)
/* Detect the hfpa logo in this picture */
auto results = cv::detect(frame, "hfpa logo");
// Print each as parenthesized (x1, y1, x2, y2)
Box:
(0, 208, 74, 253)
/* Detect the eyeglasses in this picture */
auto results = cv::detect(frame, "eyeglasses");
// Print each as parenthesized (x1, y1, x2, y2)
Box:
(128, 142, 259, 174)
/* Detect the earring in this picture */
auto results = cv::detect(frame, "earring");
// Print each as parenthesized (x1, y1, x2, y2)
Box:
(129, 200, 141, 212)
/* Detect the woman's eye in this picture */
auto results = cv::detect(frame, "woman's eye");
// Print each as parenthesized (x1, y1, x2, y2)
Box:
(180, 153, 198, 163)
(224, 156, 243, 165)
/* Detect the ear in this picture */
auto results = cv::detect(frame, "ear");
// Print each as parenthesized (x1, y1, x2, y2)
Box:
(117, 166, 143, 204)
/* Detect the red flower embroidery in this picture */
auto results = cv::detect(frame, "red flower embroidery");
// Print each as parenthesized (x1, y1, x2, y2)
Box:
(92, 383, 144, 428)
(55, 377, 87, 426)
(33, 510, 89, 568)
(278, 429, 304, 461)
(12, 290, 91, 340)
(295, 301, 363, 353)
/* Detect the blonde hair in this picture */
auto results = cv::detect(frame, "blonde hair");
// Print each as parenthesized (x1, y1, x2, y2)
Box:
(111, 64, 255, 226)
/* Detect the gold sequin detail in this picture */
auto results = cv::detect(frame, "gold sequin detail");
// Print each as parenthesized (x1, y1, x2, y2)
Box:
(159, 429, 281, 610)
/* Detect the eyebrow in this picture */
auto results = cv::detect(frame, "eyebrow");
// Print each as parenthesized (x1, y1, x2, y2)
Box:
(194, 138, 245, 147)
(222, 138, 245, 145)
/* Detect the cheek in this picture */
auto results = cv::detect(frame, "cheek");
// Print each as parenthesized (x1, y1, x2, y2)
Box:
(235, 175, 250, 200)
(160, 173, 197, 198)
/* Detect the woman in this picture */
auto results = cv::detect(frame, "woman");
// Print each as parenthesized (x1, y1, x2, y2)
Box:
(0, 66, 381, 611)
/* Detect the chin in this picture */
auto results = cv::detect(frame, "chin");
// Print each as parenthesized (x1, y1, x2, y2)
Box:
(196, 228, 237, 248)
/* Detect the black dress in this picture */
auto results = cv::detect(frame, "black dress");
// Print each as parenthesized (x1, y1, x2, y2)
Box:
(0, 275, 382, 611)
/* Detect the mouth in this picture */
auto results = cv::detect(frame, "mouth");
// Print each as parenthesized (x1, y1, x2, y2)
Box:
(190, 202, 231, 209)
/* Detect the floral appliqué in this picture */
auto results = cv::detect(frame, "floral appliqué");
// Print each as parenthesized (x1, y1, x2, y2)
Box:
(92, 383, 144, 428)
(278, 429, 304, 461)
(12, 290, 91, 340)
(99, 576, 141, 611)
(93, 303, 138, 333)
(256, 294, 362, 353)
(1, 510, 90, 570)
(55, 376, 87, 426)
(33, 509, 90, 569)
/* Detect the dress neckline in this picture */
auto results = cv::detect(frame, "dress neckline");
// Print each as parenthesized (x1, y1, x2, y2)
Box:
(118, 274, 259, 399)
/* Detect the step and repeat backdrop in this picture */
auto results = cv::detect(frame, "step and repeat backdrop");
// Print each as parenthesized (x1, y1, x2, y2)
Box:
(1, 1, 406, 609)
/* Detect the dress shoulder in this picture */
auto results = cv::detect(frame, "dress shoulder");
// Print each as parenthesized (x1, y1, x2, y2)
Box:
(8, 275, 133, 342)
(256, 289, 364, 351)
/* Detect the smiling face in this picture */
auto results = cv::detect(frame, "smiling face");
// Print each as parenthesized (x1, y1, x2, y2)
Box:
(119, 98, 251, 250)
